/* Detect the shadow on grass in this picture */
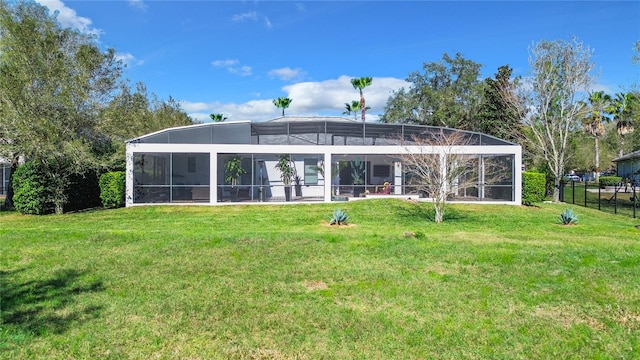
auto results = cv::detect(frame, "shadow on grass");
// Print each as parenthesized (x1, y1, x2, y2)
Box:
(0, 268, 104, 336)
(390, 200, 467, 223)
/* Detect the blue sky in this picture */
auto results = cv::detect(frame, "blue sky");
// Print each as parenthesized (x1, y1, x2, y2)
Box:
(37, 0, 640, 122)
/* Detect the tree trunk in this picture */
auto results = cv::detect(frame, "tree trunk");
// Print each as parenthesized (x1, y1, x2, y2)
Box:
(552, 178, 560, 202)
(4, 157, 19, 210)
(360, 90, 365, 123)
(594, 137, 600, 183)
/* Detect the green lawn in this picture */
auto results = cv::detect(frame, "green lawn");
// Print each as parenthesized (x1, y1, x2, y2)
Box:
(562, 182, 640, 219)
(1, 200, 639, 359)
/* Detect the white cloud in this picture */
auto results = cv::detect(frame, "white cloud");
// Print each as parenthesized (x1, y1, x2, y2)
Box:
(232, 11, 272, 28)
(212, 59, 252, 77)
(268, 67, 307, 81)
(128, 0, 148, 11)
(116, 52, 144, 67)
(36, 0, 102, 37)
(212, 59, 239, 68)
(284, 76, 409, 118)
(180, 75, 409, 123)
(182, 99, 275, 123)
(232, 12, 258, 22)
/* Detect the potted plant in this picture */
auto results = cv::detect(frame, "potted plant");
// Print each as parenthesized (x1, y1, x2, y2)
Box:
(351, 158, 365, 197)
(294, 174, 302, 197)
(224, 156, 246, 201)
(275, 154, 295, 201)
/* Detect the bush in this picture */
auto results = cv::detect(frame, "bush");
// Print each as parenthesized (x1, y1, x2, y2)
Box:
(522, 171, 546, 205)
(12, 161, 52, 215)
(599, 176, 622, 187)
(99, 171, 126, 208)
(65, 172, 102, 212)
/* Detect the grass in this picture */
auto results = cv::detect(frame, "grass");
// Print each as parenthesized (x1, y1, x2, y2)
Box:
(1, 199, 639, 359)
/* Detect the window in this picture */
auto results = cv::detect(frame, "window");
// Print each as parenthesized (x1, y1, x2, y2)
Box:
(304, 158, 318, 185)
(373, 165, 390, 178)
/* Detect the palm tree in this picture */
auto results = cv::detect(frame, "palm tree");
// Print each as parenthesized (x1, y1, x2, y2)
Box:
(582, 91, 612, 182)
(209, 113, 227, 122)
(608, 92, 638, 157)
(350, 77, 372, 122)
(342, 101, 357, 119)
(273, 97, 292, 117)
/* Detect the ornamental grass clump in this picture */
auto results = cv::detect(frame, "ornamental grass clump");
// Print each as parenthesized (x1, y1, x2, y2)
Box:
(559, 208, 578, 225)
(329, 208, 349, 225)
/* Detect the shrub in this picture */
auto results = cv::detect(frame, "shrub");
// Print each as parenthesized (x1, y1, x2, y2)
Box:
(558, 208, 578, 225)
(65, 172, 102, 212)
(599, 176, 622, 187)
(329, 208, 349, 225)
(522, 171, 546, 205)
(12, 161, 52, 215)
(99, 171, 126, 208)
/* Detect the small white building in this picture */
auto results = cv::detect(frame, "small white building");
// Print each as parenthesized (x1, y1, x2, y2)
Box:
(0, 158, 11, 195)
(125, 117, 522, 206)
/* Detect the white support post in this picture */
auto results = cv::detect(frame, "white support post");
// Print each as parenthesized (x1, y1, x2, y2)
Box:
(393, 160, 402, 194)
(324, 152, 333, 202)
(125, 144, 134, 207)
(211, 152, 217, 204)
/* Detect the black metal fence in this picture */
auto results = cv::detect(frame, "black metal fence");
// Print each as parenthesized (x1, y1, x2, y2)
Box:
(560, 181, 639, 219)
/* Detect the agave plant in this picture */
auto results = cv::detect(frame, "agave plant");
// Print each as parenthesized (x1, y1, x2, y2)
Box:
(559, 208, 578, 225)
(329, 208, 349, 225)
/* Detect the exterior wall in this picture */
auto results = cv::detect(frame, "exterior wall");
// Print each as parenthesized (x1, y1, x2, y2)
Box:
(126, 143, 522, 206)
(0, 162, 11, 195)
(616, 158, 640, 182)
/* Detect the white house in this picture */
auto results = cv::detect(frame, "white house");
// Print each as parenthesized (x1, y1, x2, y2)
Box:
(125, 117, 522, 206)
(0, 158, 11, 195)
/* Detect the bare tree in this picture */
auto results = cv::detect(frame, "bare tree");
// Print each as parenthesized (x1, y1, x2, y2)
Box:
(510, 38, 594, 202)
(401, 129, 477, 223)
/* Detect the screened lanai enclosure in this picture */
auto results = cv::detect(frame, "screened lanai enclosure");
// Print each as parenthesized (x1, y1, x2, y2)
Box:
(125, 117, 522, 206)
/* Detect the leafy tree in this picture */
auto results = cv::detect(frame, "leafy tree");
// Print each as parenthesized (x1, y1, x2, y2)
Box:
(381, 53, 483, 128)
(273, 97, 292, 117)
(350, 77, 372, 122)
(513, 38, 594, 202)
(98, 82, 194, 169)
(0, 1, 123, 214)
(582, 91, 612, 181)
(474, 65, 524, 143)
(210, 113, 227, 122)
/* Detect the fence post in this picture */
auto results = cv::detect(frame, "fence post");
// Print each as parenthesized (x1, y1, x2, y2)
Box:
(584, 180, 588, 208)
(598, 184, 601, 210)
(634, 184, 637, 219)
(614, 183, 618, 214)
(559, 181, 564, 202)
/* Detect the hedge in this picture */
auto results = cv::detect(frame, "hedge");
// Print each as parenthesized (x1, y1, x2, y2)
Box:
(12, 161, 52, 215)
(522, 171, 546, 205)
(99, 171, 126, 208)
(599, 176, 622, 187)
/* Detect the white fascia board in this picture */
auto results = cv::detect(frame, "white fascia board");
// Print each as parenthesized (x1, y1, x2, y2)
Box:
(126, 143, 521, 156)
